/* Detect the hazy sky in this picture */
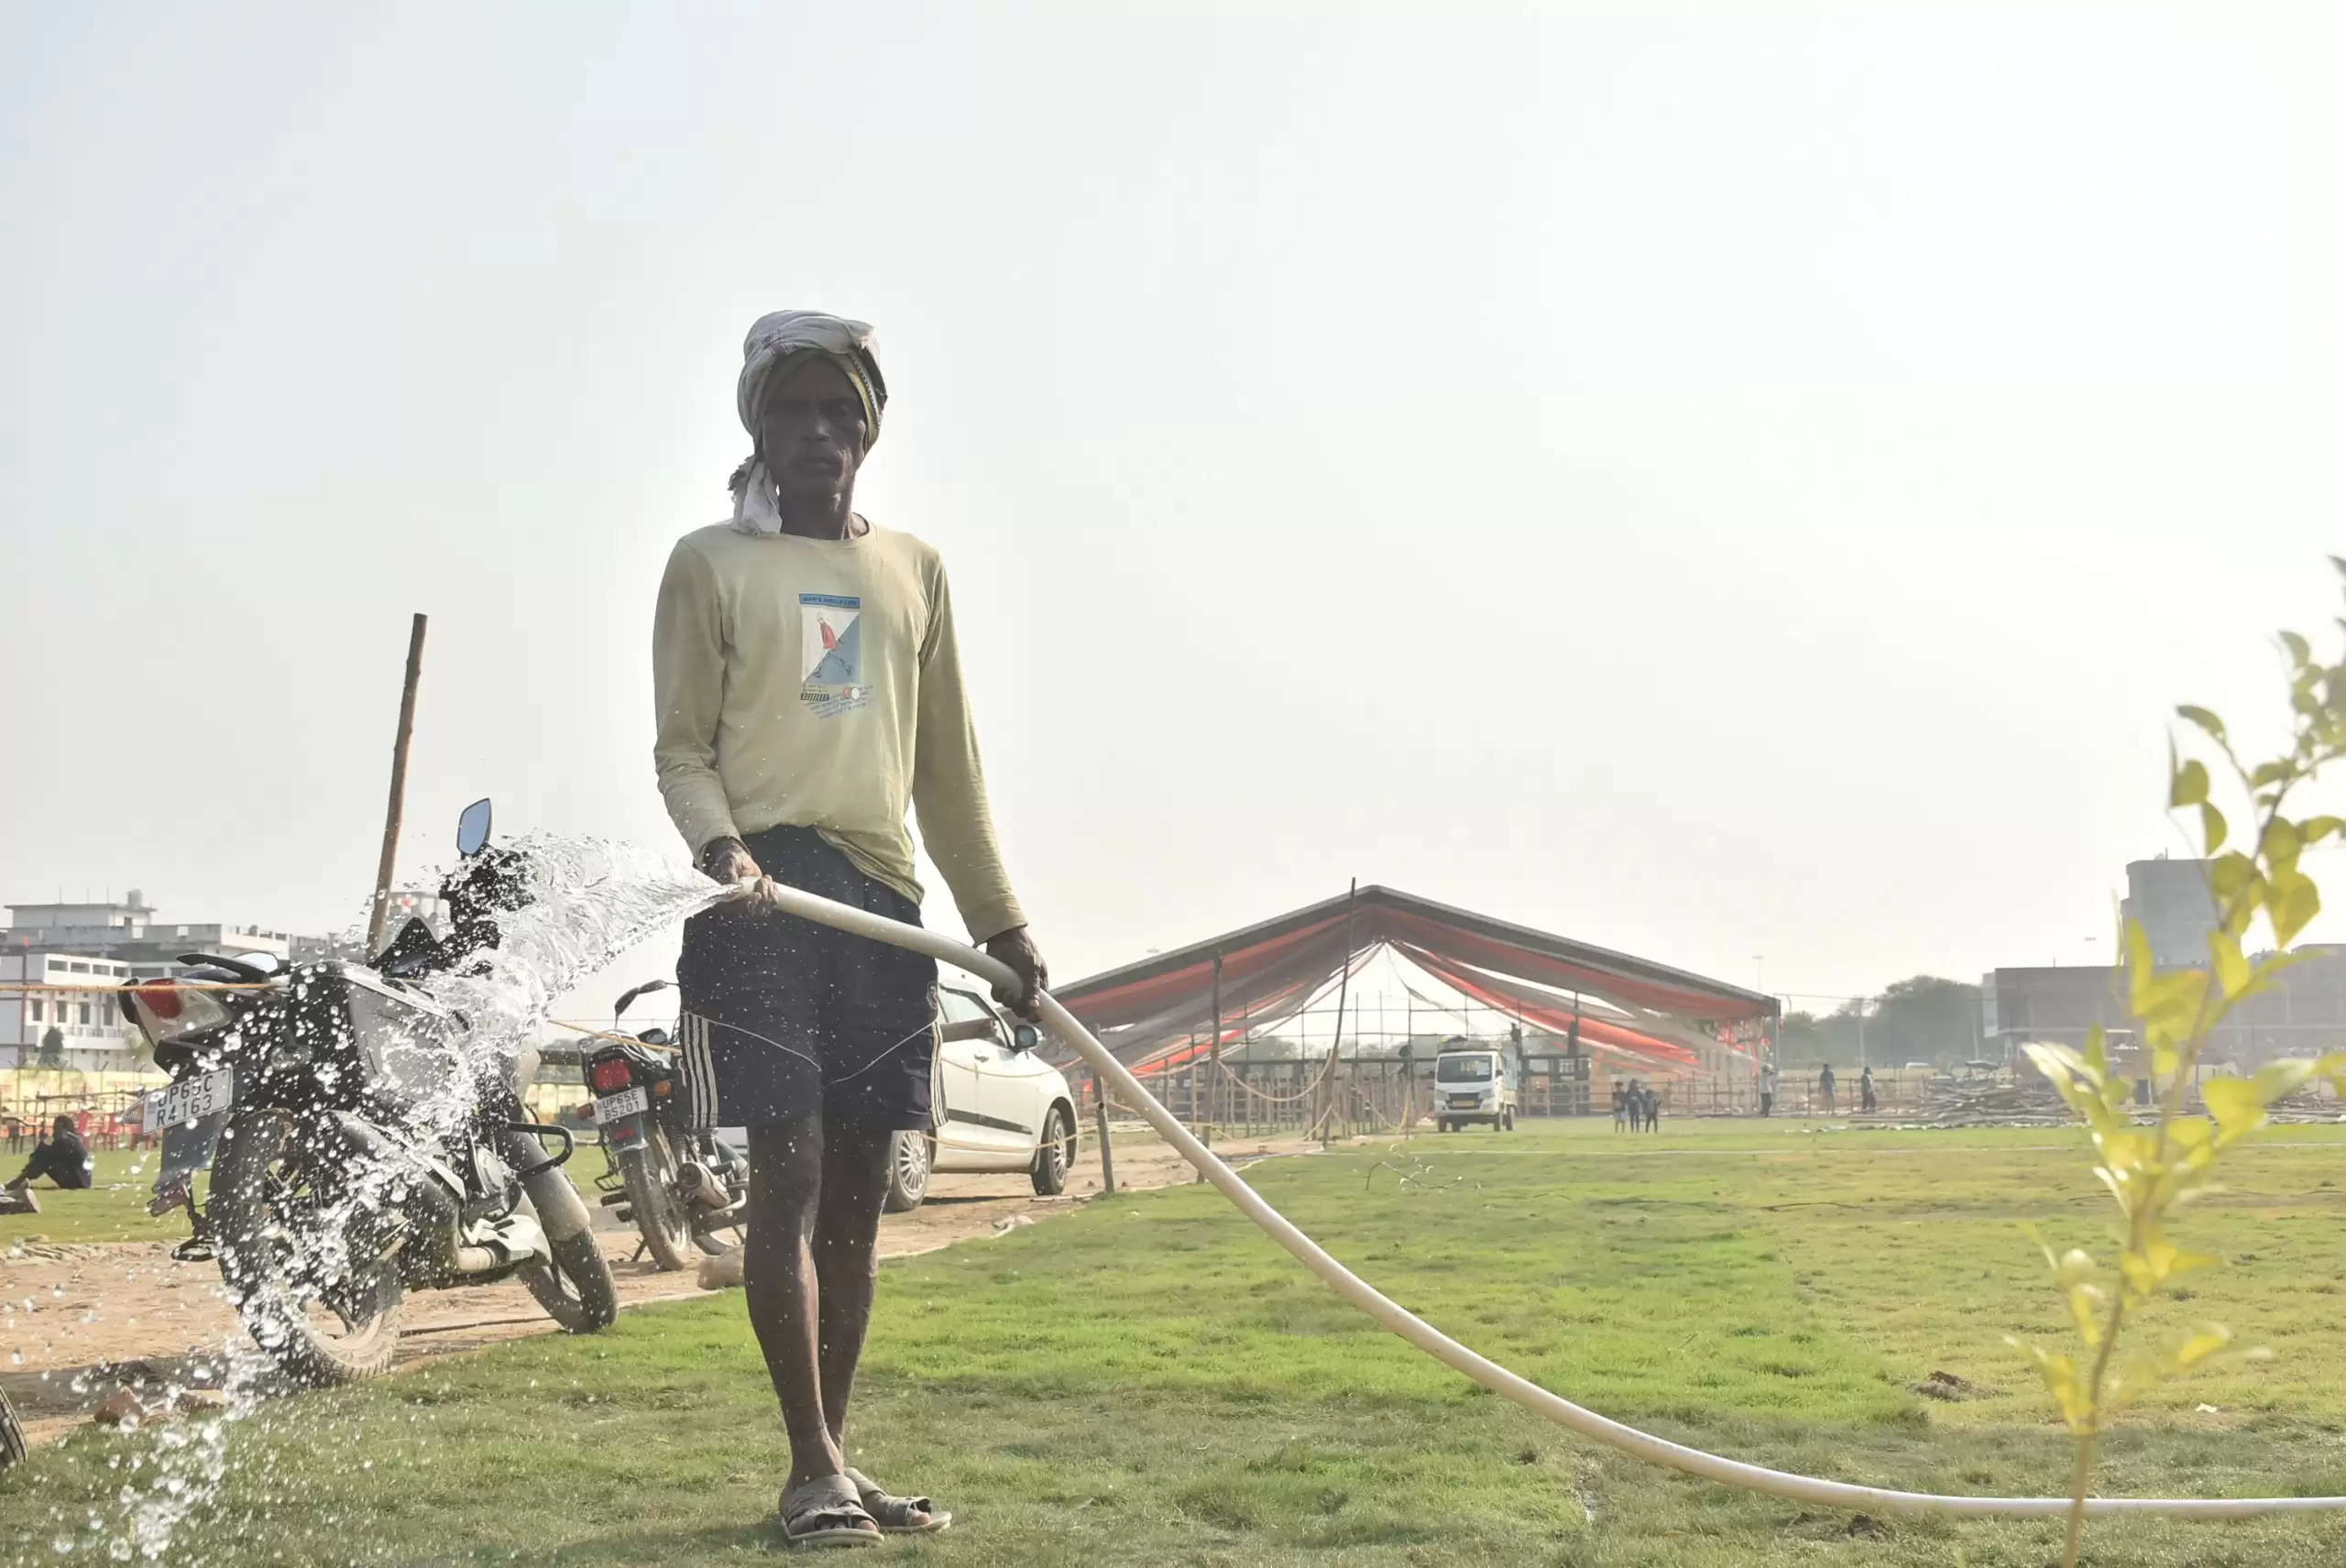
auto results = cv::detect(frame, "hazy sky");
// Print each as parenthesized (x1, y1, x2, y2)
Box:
(6, 2, 2344, 1021)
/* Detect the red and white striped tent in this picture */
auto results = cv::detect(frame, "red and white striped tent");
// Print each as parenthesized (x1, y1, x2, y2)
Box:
(1050, 885, 1775, 1081)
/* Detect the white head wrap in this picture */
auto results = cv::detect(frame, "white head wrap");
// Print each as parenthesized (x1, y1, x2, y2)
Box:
(729, 310, 886, 535)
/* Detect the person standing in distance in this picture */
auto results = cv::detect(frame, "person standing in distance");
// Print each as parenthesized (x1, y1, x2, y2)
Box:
(653, 311, 1046, 1549)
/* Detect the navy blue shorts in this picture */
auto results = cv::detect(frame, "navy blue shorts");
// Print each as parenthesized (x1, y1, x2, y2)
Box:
(674, 826, 939, 1132)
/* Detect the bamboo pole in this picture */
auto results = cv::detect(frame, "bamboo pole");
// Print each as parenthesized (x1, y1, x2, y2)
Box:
(364, 613, 429, 955)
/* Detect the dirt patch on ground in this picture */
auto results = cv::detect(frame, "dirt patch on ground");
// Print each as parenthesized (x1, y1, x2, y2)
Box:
(2, 1129, 1317, 1450)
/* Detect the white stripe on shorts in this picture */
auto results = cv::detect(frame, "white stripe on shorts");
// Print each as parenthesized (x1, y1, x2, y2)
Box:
(684, 1011, 718, 1130)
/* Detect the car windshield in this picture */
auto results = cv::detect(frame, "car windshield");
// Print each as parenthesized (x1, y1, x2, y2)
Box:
(1436, 1054, 1494, 1081)
(938, 989, 992, 1027)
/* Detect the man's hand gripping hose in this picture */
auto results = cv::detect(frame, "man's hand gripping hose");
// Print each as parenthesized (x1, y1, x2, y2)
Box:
(718, 875, 2346, 1520)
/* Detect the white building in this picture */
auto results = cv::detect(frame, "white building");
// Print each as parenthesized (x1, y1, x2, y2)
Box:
(2, 890, 327, 1077)
(0, 949, 143, 1074)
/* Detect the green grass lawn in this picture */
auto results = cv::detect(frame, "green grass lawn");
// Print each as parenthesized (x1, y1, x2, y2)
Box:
(0, 1147, 193, 1245)
(13, 1118, 2346, 1565)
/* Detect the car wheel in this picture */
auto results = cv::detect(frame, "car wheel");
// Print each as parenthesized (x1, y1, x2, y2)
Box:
(1031, 1105, 1074, 1196)
(882, 1129, 931, 1212)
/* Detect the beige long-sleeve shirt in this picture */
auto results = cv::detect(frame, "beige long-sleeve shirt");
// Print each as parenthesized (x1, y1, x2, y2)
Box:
(652, 521, 1026, 943)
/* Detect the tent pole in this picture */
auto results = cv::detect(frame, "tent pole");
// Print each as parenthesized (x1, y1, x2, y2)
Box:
(1200, 950, 1221, 1181)
(1321, 881, 1357, 1149)
(1091, 1064, 1116, 1194)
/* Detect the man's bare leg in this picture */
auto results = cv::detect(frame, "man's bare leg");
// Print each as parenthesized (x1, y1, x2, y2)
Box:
(811, 1126, 894, 1452)
(744, 1119, 845, 1491)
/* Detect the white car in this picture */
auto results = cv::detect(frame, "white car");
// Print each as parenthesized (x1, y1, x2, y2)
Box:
(713, 984, 1078, 1212)
(887, 984, 1078, 1211)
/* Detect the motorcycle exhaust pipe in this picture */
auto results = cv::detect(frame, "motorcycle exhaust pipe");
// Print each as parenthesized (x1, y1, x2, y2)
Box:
(324, 1112, 457, 1270)
(449, 1208, 551, 1275)
(691, 1197, 748, 1231)
(674, 1161, 732, 1212)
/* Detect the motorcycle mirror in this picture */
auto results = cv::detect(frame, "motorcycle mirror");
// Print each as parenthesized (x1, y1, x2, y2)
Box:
(455, 798, 493, 858)
(1013, 1023, 1041, 1053)
(613, 978, 674, 1019)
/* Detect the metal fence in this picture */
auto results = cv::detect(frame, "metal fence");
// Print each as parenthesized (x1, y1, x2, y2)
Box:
(1073, 1056, 1983, 1139)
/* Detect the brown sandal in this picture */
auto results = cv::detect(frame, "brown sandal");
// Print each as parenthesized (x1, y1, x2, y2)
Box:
(845, 1466, 952, 1534)
(779, 1475, 882, 1549)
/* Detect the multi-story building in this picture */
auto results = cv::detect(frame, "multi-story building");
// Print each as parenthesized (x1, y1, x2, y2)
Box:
(3, 892, 330, 1074)
(2119, 856, 2222, 970)
(1983, 855, 2346, 1070)
(0, 949, 142, 1073)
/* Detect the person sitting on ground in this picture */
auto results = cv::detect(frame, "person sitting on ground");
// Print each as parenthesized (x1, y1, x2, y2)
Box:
(1610, 1080, 1628, 1131)
(0, 1115, 94, 1214)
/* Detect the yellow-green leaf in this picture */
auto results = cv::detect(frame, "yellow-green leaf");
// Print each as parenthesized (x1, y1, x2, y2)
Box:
(2177, 705, 2229, 744)
(2203, 1076, 2267, 1143)
(2209, 930, 2253, 999)
(2092, 1162, 2133, 1215)
(2273, 872, 2321, 948)
(2024, 1040, 2095, 1087)
(2017, 1342, 2095, 1433)
(2121, 1236, 2206, 1298)
(2252, 1058, 2318, 1104)
(2303, 816, 2346, 845)
(2067, 1281, 2108, 1346)
(2201, 800, 2229, 854)
(2175, 1326, 2231, 1371)
(2282, 630, 2313, 669)
(2210, 851, 2259, 900)
(2169, 1179, 2228, 1209)
(2138, 967, 2211, 1037)
(2171, 758, 2210, 807)
(2084, 1025, 2110, 1080)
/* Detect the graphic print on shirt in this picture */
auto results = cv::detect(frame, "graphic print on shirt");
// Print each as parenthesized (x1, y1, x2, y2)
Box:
(799, 593, 869, 718)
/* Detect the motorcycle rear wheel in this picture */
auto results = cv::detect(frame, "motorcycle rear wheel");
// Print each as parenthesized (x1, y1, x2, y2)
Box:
(210, 1111, 404, 1386)
(619, 1126, 696, 1272)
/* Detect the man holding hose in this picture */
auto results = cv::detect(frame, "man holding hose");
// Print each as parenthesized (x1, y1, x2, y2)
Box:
(653, 310, 1046, 1548)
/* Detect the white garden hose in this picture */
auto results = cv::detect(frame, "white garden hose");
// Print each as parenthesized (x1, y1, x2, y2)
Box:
(729, 876, 2346, 1520)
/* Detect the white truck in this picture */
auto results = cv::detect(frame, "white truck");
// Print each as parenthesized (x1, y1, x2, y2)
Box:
(1433, 1044, 1518, 1132)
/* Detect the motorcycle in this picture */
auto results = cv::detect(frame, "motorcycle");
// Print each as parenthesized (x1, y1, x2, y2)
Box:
(126, 799, 618, 1386)
(583, 979, 751, 1271)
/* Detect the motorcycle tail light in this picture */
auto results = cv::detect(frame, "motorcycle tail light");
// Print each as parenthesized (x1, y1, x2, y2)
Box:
(652, 1080, 672, 1098)
(589, 1057, 634, 1094)
(131, 981, 230, 1045)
